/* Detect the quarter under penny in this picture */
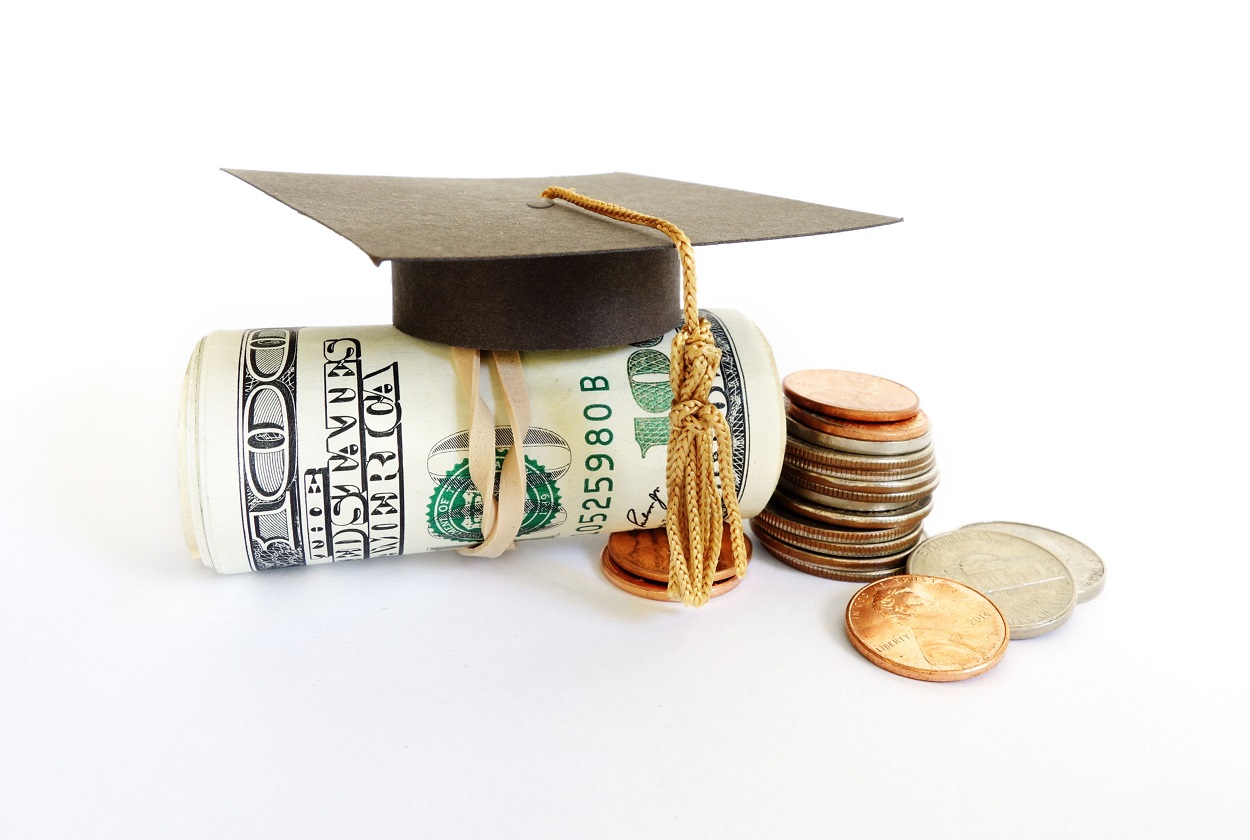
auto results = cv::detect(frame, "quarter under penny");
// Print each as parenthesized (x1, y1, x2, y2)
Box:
(907, 530, 1076, 640)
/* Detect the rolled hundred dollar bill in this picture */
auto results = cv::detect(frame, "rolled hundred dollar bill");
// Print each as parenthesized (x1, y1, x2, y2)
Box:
(180, 309, 785, 573)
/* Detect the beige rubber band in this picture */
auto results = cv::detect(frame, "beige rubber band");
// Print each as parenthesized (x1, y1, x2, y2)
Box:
(470, 351, 530, 556)
(451, 347, 499, 544)
(452, 348, 532, 558)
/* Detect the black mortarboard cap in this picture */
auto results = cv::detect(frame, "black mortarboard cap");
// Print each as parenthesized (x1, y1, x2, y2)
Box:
(224, 169, 900, 351)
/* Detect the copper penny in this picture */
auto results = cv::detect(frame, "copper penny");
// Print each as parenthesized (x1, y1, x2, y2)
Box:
(787, 402, 931, 443)
(607, 526, 751, 584)
(845, 575, 1009, 682)
(755, 530, 912, 573)
(600, 547, 745, 602)
(772, 488, 934, 531)
(783, 369, 920, 423)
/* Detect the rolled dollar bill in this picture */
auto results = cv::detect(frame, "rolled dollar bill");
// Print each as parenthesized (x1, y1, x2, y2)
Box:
(181, 309, 784, 573)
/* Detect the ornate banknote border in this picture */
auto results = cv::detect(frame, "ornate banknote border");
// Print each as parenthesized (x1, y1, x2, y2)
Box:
(704, 310, 750, 494)
(237, 328, 305, 570)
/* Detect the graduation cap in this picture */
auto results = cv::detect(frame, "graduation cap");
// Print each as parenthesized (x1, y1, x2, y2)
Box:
(224, 170, 899, 351)
(223, 169, 899, 605)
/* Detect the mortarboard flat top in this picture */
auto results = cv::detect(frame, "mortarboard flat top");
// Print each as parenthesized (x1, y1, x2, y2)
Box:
(225, 170, 900, 350)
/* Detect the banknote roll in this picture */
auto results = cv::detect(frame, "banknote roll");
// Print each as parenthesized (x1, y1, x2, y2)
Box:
(180, 309, 785, 573)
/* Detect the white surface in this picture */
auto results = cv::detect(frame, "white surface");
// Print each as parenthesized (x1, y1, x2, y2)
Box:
(2, 2, 1245, 837)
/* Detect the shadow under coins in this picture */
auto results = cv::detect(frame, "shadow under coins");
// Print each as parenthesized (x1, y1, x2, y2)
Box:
(478, 536, 669, 620)
(824, 588, 858, 653)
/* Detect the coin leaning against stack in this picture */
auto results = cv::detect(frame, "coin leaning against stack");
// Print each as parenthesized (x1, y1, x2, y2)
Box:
(906, 523, 1106, 640)
(753, 370, 938, 582)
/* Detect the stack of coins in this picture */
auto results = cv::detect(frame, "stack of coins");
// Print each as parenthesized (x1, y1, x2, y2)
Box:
(753, 369, 937, 582)
(600, 526, 753, 602)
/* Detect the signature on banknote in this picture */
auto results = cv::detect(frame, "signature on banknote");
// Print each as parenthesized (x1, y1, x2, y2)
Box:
(627, 486, 667, 528)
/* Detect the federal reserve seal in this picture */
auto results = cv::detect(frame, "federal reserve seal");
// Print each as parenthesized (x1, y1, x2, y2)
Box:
(425, 427, 570, 543)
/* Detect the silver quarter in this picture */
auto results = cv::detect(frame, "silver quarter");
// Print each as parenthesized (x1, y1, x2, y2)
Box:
(752, 519, 923, 564)
(779, 471, 940, 511)
(782, 463, 940, 496)
(755, 503, 922, 545)
(784, 453, 935, 482)
(779, 479, 922, 512)
(757, 530, 906, 581)
(785, 435, 937, 472)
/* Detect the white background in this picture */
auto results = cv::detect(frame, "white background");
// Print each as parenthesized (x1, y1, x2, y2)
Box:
(2, 2, 1245, 837)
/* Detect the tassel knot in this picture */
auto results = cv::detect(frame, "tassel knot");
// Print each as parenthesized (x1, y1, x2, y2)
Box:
(539, 186, 749, 606)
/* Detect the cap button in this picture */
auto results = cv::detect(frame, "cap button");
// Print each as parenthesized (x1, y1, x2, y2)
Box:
(526, 198, 555, 209)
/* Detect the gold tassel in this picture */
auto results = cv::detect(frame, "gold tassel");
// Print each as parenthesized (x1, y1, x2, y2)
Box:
(540, 187, 748, 606)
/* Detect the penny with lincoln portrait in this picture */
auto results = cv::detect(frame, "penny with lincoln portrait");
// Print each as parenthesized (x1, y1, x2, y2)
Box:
(783, 369, 920, 423)
(845, 575, 1010, 682)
